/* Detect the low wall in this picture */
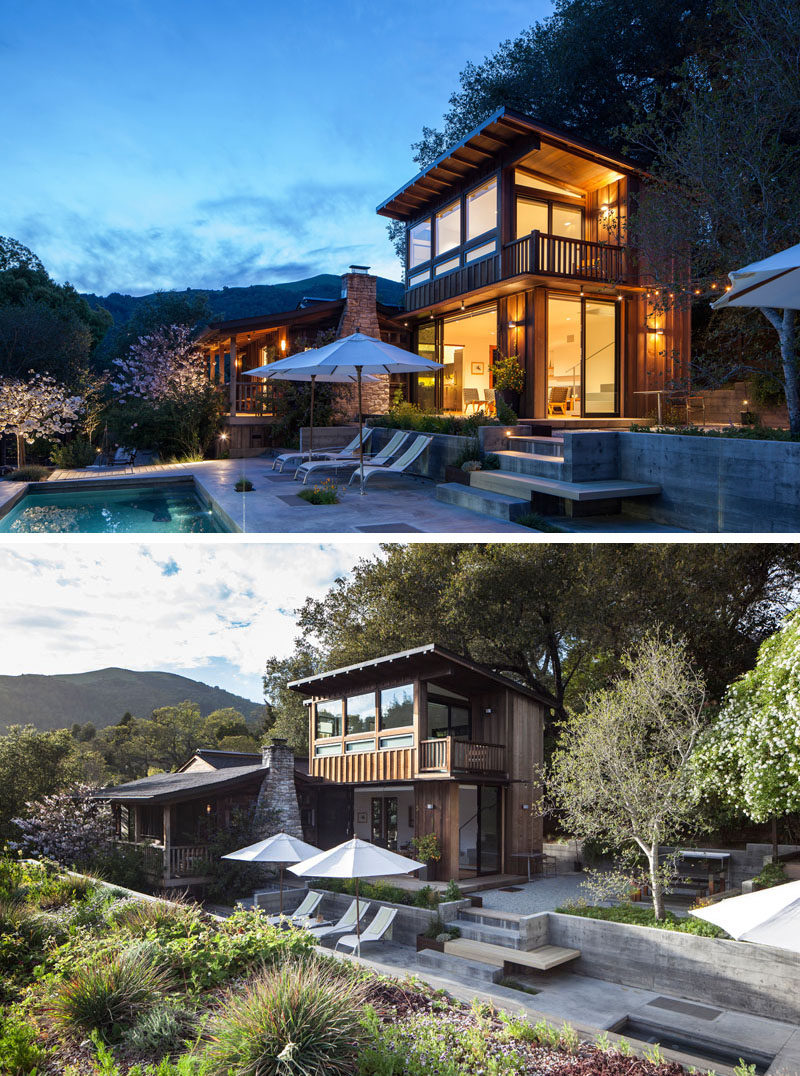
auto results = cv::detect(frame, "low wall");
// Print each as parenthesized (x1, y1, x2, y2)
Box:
(545, 912, 800, 1024)
(615, 431, 800, 531)
(367, 426, 473, 481)
(316, 890, 470, 946)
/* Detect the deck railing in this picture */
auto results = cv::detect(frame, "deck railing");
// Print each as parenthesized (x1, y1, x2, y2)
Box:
(405, 231, 627, 311)
(234, 380, 275, 415)
(169, 845, 213, 879)
(419, 737, 506, 776)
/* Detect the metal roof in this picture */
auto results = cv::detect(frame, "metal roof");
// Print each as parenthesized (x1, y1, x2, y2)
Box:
(287, 643, 549, 705)
(376, 105, 644, 221)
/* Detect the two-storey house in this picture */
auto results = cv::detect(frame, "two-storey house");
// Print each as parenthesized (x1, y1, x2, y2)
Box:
(377, 106, 689, 422)
(289, 644, 546, 882)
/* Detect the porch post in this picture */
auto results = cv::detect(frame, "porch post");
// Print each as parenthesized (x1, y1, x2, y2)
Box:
(229, 336, 238, 415)
(163, 804, 172, 884)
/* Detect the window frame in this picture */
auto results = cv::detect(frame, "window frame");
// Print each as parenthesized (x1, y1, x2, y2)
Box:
(514, 188, 586, 241)
(426, 693, 472, 740)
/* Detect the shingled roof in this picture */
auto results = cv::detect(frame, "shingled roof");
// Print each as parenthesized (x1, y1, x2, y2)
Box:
(96, 762, 266, 804)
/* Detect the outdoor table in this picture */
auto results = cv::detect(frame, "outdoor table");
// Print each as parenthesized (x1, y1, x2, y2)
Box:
(511, 851, 546, 882)
(633, 389, 669, 424)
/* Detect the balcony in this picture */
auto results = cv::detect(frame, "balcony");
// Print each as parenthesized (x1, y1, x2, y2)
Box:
(233, 380, 276, 416)
(404, 230, 627, 312)
(419, 737, 506, 777)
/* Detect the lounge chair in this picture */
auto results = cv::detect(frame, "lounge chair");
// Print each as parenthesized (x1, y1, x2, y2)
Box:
(296, 430, 409, 485)
(305, 899, 371, 942)
(346, 434, 431, 488)
(335, 905, 397, 955)
(264, 889, 323, 927)
(272, 429, 372, 473)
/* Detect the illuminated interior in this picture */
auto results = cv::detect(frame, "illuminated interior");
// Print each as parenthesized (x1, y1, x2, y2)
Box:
(441, 306, 497, 413)
(547, 296, 582, 415)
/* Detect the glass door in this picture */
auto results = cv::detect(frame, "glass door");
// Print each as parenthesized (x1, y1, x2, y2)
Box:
(458, 785, 502, 876)
(371, 796, 398, 850)
(583, 300, 618, 416)
(546, 296, 582, 416)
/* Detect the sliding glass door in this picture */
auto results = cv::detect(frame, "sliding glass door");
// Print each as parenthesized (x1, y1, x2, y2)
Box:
(583, 300, 618, 416)
(546, 295, 619, 417)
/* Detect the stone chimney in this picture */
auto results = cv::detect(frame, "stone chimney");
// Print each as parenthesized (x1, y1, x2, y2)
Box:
(333, 265, 390, 418)
(254, 738, 304, 840)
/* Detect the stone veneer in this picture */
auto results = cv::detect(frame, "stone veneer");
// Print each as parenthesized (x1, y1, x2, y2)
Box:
(331, 269, 390, 421)
(254, 739, 303, 840)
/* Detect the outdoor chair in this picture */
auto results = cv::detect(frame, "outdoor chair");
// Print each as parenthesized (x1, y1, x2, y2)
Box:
(335, 905, 397, 955)
(462, 388, 481, 414)
(483, 388, 496, 415)
(305, 899, 371, 942)
(296, 430, 409, 484)
(346, 434, 432, 488)
(264, 889, 323, 927)
(273, 428, 372, 473)
(547, 387, 571, 416)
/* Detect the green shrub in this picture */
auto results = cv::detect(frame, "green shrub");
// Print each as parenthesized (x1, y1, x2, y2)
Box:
(629, 422, 799, 442)
(51, 949, 172, 1043)
(442, 880, 463, 902)
(516, 512, 564, 532)
(556, 901, 726, 937)
(492, 353, 525, 393)
(0, 1012, 48, 1075)
(204, 956, 371, 1076)
(370, 405, 499, 437)
(315, 878, 436, 908)
(50, 439, 98, 468)
(412, 885, 437, 908)
(234, 478, 254, 492)
(5, 465, 52, 482)
(754, 861, 787, 889)
(495, 399, 518, 425)
(298, 478, 340, 504)
(123, 1000, 194, 1057)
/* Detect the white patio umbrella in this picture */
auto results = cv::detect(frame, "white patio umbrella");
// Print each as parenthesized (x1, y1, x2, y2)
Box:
(289, 836, 424, 946)
(243, 366, 378, 463)
(690, 879, 800, 952)
(245, 332, 442, 493)
(712, 243, 800, 311)
(222, 832, 322, 914)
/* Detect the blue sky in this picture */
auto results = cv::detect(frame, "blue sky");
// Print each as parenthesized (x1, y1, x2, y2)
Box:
(0, 543, 381, 702)
(0, 0, 550, 296)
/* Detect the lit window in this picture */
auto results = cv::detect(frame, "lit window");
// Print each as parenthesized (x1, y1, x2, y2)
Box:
(465, 241, 496, 263)
(380, 684, 414, 729)
(466, 178, 497, 240)
(315, 699, 341, 739)
(552, 205, 583, 238)
(409, 220, 431, 268)
(436, 200, 461, 255)
(408, 268, 430, 287)
(435, 256, 460, 276)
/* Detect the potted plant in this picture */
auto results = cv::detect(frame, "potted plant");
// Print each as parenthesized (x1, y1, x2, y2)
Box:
(411, 832, 442, 881)
(415, 914, 461, 952)
(492, 352, 525, 415)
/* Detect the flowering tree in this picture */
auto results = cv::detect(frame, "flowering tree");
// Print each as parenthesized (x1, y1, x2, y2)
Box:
(696, 609, 800, 854)
(0, 371, 85, 466)
(12, 784, 112, 868)
(549, 634, 707, 919)
(111, 324, 223, 457)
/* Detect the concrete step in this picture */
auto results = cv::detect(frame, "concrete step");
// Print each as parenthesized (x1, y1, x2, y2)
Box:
(470, 470, 661, 503)
(456, 922, 526, 948)
(506, 435, 564, 456)
(416, 946, 500, 983)
(457, 908, 522, 932)
(435, 482, 530, 522)
(494, 450, 565, 478)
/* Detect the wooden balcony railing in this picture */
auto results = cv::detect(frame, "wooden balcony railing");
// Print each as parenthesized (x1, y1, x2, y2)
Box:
(404, 231, 627, 311)
(419, 737, 506, 776)
(113, 840, 165, 880)
(234, 380, 275, 415)
(169, 845, 213, 879)
(311, 745, 416, 784)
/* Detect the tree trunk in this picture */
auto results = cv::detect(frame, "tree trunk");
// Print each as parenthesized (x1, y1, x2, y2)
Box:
(647, 843, 665, 920)
(760, 308, 798, 433)
(15, 434, 25, 468)
(772, 816, 779, 861)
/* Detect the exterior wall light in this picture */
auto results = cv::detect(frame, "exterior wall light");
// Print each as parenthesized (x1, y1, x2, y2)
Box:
(280, 338, 287, 351)
(426, 803, 435, 810)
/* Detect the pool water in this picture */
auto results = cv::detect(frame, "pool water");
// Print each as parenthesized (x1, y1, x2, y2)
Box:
(0, 481, 232, 533)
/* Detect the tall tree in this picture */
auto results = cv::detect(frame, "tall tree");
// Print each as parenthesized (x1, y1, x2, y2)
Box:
(0, 726, 83, 840)
(550, 634, 706, 919)
(294, 544, 800, 725)
(262, 651, 319, 754)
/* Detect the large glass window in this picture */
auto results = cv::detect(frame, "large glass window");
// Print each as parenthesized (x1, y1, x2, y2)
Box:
(466, 178, 497, 240)
(427, 698, 471, 739)
(516, 199, 549, 240)
(380, 684, 414, 729)
(315, 699, 342, 739)
(547, 296, 582, 417)
(584, 300, 617, 415)
(409, 219, 431, 269)
(552, 204, 583, 239)
(436, 200, 461, 255)
(346, 692, 375, 736)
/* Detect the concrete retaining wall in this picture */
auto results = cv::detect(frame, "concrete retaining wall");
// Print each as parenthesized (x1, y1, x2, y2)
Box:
(367, 426, 474, 481)
(545, 912, 800, 1023)
(316, 891, 470, 946)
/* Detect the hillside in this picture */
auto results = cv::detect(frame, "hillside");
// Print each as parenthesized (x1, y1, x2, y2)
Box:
(0, 668, 261, 734)
(83, 273, 405, 326)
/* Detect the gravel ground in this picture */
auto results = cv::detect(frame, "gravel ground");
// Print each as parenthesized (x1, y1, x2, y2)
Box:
(478, 873, 591, 914)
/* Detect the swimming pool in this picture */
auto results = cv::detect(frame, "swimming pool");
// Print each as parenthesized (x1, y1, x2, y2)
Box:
(0, 478, 234, 533)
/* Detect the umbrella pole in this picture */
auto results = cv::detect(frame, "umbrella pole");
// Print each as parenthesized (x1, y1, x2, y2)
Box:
(309, 375, 315, 463)
(357, 368, 365, 495)
(355, 876, 361, 953)
(279, 864, 284, 915)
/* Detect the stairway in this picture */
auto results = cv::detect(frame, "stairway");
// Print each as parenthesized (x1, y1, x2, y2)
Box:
(436, 431, 660, 523)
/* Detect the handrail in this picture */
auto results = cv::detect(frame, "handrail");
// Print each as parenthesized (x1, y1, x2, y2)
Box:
(503, 230, 626, 282)
(419, 737, 506, 775)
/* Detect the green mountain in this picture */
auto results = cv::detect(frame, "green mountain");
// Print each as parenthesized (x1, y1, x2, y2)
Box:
(0, 668, 261, 734)
(83, 274, 405, 326)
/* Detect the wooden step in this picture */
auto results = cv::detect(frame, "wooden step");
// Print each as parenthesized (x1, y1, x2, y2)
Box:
(443, 938, 581, 971)
(470, 470, 660, 502)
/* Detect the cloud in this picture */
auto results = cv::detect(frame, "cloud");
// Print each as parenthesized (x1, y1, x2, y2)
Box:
(0, 543, 383, 699)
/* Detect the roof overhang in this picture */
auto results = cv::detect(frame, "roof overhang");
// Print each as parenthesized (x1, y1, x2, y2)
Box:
(288, 643, 549, 706)
(377, 106, 645, 222)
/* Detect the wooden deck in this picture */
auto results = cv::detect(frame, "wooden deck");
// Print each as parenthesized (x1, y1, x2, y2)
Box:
(48, 462, 197, 482)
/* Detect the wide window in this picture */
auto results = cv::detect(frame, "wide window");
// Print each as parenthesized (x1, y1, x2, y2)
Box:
(466, 178, 497, 240)
(552, 204, 582, 238)
(427, 697, 471, 739)
(436, 201, 461, 255)
(346, 692, 375, 736)
(516, 199, 549, 240)
(409, 219, 431, 269)
(315, 699, 342, 739)
(380, 684, 414, 729)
